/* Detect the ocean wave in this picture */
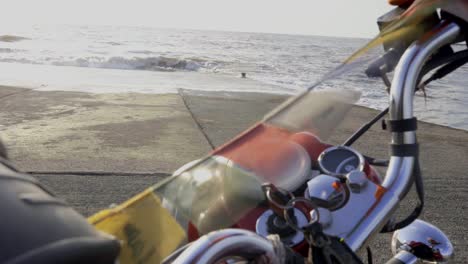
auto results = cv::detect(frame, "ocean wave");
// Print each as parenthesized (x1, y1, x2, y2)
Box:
(0, 48, 25, 53)
(55, 56, 208, 71)
(101, 41, 122, 46)
(0, 35, 30, 42)
(0, 55, 224, 72)
(0, 58, 41, 64)
(58, 56, 202, 71)
(128, 50, 156, 55)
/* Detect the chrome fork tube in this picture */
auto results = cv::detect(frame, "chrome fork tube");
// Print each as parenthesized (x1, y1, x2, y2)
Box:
(346, 22, 460, 251)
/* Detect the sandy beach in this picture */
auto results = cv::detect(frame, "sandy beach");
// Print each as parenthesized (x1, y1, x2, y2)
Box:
(0, 86, 467, 262)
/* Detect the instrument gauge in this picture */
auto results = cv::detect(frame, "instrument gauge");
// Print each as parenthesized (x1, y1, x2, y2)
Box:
(318, 146, 365, 177)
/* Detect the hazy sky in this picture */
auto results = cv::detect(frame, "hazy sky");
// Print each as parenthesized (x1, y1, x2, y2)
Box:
(1, 0, 392, 38)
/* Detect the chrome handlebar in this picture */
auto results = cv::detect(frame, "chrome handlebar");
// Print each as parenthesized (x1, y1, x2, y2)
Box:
(172, 229, 279, 264)
(345, 21, 461, 252)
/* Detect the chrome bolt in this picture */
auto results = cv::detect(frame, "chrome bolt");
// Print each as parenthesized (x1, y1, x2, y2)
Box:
(346, 170, 368, 193)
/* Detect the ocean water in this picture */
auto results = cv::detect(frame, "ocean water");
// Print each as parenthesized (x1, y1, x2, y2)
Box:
(0, 24, 467, 130)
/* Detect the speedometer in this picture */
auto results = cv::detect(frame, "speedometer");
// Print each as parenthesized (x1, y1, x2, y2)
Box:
(318, 146, 365, 176)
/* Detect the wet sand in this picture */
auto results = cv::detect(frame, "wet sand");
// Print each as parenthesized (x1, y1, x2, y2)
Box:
(0, 86, 467, 262)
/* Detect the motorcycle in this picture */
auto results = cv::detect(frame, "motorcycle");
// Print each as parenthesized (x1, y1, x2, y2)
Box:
(0, 0, 466, 263)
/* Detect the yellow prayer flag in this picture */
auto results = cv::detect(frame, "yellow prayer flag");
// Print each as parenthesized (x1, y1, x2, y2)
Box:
(89, 188, 186, 264)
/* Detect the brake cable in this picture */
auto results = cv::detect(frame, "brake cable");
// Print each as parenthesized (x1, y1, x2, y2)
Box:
(419, 50, 468, 91)
(418, 48, 468, 81)
(343, 107, 389, 147)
